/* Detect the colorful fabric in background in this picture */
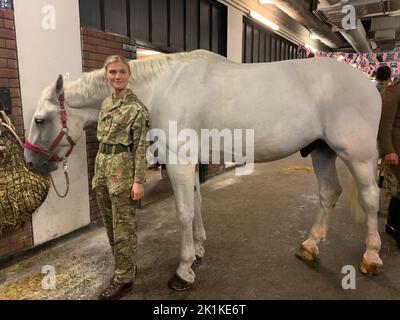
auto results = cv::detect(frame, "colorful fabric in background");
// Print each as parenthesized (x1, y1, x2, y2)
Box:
(298, 45, 400, 78)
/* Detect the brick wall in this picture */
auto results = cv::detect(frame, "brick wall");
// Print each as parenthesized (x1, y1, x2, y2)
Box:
(80, 27, 132, 222)
(0, 222, 32, 258)
(0, 9, 23, 136)
(0, 9, 33, 258)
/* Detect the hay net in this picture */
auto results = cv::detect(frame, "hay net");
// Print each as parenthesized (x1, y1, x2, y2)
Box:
(0, 111, 50, 233)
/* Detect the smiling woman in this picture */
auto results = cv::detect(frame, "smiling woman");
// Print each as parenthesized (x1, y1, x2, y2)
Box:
(92, 55, 150, 300)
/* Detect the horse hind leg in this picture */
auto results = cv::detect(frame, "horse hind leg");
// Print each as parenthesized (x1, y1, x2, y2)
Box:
(296, 145, 342, 262)
(165, 164, 197, 290)
(341, 156, 382, 276)
(192, 165, 206, 269)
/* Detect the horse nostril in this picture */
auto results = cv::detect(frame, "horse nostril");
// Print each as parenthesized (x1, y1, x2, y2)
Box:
(26, 162, 34, 169)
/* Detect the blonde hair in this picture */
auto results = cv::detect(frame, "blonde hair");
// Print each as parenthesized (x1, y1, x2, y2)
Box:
(103, 55, 131, 74)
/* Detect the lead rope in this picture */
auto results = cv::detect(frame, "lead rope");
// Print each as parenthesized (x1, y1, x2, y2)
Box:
(49, 157, 70, 198)
(0, 112, 70, 198)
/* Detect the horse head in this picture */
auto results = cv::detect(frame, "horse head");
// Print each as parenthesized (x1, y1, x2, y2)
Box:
(24, 74, 86, 174)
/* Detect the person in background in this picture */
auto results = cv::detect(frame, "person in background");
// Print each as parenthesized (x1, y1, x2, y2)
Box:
(377, 74, 400, 248)
(376, 65, 391, 93)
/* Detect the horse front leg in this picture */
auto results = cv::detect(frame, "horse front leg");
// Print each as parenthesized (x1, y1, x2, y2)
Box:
(166, 164, 197, 290)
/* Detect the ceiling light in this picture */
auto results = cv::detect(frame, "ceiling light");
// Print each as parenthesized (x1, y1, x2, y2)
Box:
(309, 33, 321, 41)
(137, 49, 163, 56)
(305, 44, 318, 53)
(250, 11, 280, 31)
(259, 0, 273, 4)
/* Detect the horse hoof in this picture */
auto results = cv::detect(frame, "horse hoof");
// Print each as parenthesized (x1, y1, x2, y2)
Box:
(359, 258, 382, 276)
(295, 245, 317, 262)
(191, 256, 202, 269)
(168, 273, 194, 291)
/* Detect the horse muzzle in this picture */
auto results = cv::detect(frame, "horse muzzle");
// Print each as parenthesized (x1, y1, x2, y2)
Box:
(24, 149, 58, 174)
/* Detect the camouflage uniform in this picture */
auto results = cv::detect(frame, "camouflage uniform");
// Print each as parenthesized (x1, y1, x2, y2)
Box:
(378, 80, 400, 199)
(92, 89, 149, 284)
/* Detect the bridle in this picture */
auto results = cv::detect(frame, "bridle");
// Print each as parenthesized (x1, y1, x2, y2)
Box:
(24, 92, 76, 162)
(24, 92, 75, 198)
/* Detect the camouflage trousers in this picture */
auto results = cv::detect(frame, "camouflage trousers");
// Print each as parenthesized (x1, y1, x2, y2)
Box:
(380, 160, 400, 199)
(93, 152, 137, 284)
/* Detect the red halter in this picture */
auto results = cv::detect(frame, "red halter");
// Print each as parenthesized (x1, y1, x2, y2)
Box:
(24, 92, 76, 162)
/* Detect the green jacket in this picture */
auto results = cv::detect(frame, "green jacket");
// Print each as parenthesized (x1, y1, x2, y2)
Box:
(378, 80, 400, 156)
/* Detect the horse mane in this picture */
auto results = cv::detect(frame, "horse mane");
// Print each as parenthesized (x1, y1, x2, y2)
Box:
(130, 49, 223, 81)
(64, 49, 223, 107)
(65, 68, 110, 107)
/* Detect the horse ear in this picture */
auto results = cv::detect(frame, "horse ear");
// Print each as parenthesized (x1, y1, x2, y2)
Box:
(50, 75, 64, 100)
(55, 74, 64, 97)
(56, 74, 63, 92)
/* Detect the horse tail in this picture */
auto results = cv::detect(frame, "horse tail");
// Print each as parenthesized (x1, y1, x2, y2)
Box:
(349, 176, 365, 223)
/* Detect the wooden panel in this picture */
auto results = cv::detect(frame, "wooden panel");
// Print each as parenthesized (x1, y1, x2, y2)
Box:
(275, 38, 281, 61)
(79, 0, 102, 30)
(151, 0, 168, 47)
(199, 0, 210, 50)
(259, 31, 265, 62)
(130, 0, 149, 42)
(245, 23, 252, 63)
(252, 28, 259, 63)
(285, 43, 290, 60)
(186, 0, 198, 51)
(243, 16, 299, 63)
(265, 33, 271, 62)
(211, 4, 220, 53)
(104, 0, 127, 36)
(170, 0, 184, 51)
(270, 37, 275, 62)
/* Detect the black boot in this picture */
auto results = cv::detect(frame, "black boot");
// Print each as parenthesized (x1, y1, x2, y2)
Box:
(386, 197, 400, 248)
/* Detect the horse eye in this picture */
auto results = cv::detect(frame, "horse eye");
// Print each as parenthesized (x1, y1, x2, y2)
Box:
(35, 118, 44, 124)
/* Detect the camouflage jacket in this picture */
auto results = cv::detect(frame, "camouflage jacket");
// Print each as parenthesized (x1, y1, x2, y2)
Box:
(97, 89, 150, 183)
(378, 80, 400, 156)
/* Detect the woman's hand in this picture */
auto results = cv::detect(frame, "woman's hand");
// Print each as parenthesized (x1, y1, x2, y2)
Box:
(131, 182, 144, 200)
(384, 152, 399, 166)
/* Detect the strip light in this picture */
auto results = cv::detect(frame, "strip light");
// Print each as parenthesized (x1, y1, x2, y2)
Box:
(259, 0, 273, 4)
(250, 11, 280, 31)
(305, 44, 318, 53)
(309, 33, 320, 40)
(138, 49, 163, 56)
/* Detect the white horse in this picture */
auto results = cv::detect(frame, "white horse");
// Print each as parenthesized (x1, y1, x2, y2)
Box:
(24, 50, 383, 290)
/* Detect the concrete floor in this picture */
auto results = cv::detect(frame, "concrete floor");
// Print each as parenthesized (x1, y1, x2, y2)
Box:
(0, 153, 400, 300)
